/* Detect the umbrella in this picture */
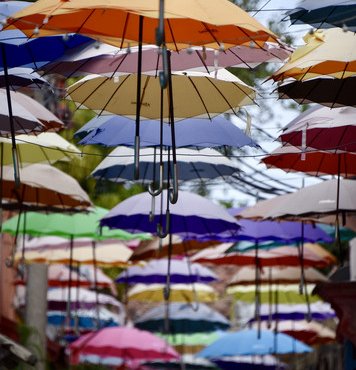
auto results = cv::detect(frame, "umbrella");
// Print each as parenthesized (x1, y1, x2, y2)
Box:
(251, 320, 336, 345)
(68, 326, 179, 365)
(116, 259, 217, 284)
(134, 303, 230, 334)
(1, 163, 91, 211)
(0, 132, 79, 165)
(273, 28, 356, 82)
(42, 42, 291, 77)
(0, 90, 64, 136)
(0, 67, 50, 90)
(212, 355, 285, 370)
(127, 283, 218, 303)
(77, 115, 258, 149)
(286, 1, 356, 31)
(91, 147, 239, 184)
(100, 190, 241, 239)
(228, 266, 328, 286)
(130, 236, 219, 262)
(197, 329, 312, 357)
(144, 355, 217, 369)
(263, 145, 356, 177)
(278, 105, 356, 153)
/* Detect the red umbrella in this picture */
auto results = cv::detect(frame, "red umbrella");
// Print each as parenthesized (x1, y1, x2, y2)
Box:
(68, 326, 179, 366)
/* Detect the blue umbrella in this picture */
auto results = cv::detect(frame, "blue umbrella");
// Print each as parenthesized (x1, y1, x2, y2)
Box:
(134, 303, 229, 334)
(76, 115, 257, 149)
(212, 356, 285, 370)
(197, 329, 312, 357)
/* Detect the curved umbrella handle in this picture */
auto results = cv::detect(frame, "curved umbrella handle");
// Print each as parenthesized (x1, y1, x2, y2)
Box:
(169, 163, 178, 204)
(134, 135, 140, 180)
(156, 209, 170, 239)
(148, 163, 164, 197)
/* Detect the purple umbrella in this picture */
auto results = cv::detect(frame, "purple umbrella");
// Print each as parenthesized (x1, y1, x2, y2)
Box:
(116, 258, 217, 284)
(76, 115, 258, 149)
(100, 190, 241, 239)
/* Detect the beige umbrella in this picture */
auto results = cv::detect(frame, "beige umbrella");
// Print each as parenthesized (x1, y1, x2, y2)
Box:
(273, 28, 356, 82)
(66, 69, 256, 120)
(2, 163, 91, 211)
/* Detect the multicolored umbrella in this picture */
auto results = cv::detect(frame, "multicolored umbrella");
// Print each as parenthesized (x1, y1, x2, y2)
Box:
(117, 259, 216, 284)
(134, 303, 229, 334)
(197, 329, 312, 357)
(127, 283, 218, 303)
(68, 326, 180, 365)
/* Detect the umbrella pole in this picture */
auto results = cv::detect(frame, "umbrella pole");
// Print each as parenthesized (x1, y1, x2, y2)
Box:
(65, 235, 74, 330)
(254, 242, 261, 339)
(74, 262, 80, 335)
(0, 143, 3, 231)
(336, 155, 342, 264)
(183, 243, 199, 311)
(268, 266, 272, 329)
(92, 240, 100, 329)
(1, 44, 20, 186)
(299, 222, 311, 321)
(273, 283, 279, 354)
(164, 232, 173, 333)
(134, 15, 144, 180)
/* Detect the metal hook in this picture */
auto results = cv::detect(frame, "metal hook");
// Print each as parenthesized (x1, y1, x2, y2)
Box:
(156, 209, 170, 239)
(148, 163, 164, 196)
(169, 163, 178, 204)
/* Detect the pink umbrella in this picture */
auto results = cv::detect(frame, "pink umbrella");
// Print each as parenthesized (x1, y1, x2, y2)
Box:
(68, 326, 180, 366)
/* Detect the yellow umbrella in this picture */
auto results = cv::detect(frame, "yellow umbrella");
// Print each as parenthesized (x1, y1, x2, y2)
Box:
(15, 243, 133, 267)
(1, 132, 80, 166)
(127, 283, 218, 303)
(273, 28, 356, 82)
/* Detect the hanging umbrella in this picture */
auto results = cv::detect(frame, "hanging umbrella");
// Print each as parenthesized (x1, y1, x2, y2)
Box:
(77, 115, 258, 149)
(134, 303, 229, 334)
(91, 147, 239, 184)
(212, 355, 286, 370)
(7, 0, 277, 49)
(278, 106, 356, 152)
(100, 190, 241, 239)
(144, 355, 217, 369)
(251, 320, 336, 345)
(130, 236, 219, 262)
(127, 283, 218, 303)
(263, 145, 356, 177)
(197, 329, 312, 357)
(0, 67, 50, 90)
(66, 69, 255, 120)
(116, 259, 217, 284)
(286, 1, 356, 31)
(42, 42, 291, 77)
(68, 326, 180, 365)
(1, 163, 91, 211)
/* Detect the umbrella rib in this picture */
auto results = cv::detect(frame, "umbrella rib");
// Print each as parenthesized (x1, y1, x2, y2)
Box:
(205, 78, 239, 115)
(331, 63, 349, 109)
(187, 77, 211, 120)
(119, 12, 130, 50)
(194, 50, 210, 73)
(227, 48, 253, 69)
(166, 20, 179, 53)
(201, 22, 221, 48)
(75, 9, 96, 35)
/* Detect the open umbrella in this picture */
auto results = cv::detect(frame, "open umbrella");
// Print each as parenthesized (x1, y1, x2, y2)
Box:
(212, 355, 285, 370)
(116, 259, 217, 284)
(0, 67, 50, 90)
(91, 147, 239, 184)
(68, 326, 180, 365)
(197, 329, 312, 357)
(135, 303, 229, 334)
(77, 115, 258, 149)
(1, 163, 91, 211)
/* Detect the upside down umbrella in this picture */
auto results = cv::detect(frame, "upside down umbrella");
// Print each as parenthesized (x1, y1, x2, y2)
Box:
(68, 326, 180, 365)
(197, 329, 312, 357)
(134, 303, 230, 334)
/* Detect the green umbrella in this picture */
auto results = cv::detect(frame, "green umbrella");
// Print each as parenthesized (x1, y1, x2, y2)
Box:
(2, 207, 151, 240)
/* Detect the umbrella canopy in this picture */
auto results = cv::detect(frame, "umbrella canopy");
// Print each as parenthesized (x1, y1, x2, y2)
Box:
(134, 303, 230, 334)
(273, 28, 356, 81)
(197, 329, 312, 357)
(68, 326, 179, 365)
(2, 207, 150, 241)
(7, 0, 277, 49)
(263, 145, 356, 177)
(0, 90, 63, 135)
(43, 42, 291, 77)
(212, 355, 285, 370)
(130, 236, 219, 262)
(239, 178, 356, 221)
(251, 320, 336, 346)
(127, 283, 218, 303)
(116, 259, 217, 284)
(228, 266, 328, 286)
(0, 67, 50, 89)
(100, 190, 241, 239)
(2, 163, 91, 211)
(144, 355, 217, 369)
(66, 69, 255, 120)
(15, 243, 133, 267)
(279, 105, 356, 152)
(286, 1, 356, 31)
(77, 115, 258, 149)
(92, 147, 239, 184)
(0, 132, 79, 165)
